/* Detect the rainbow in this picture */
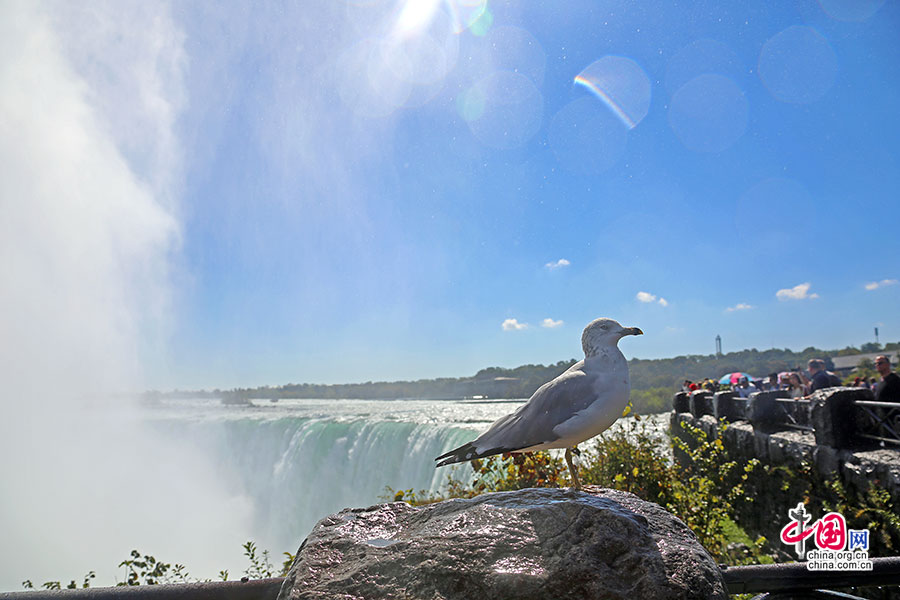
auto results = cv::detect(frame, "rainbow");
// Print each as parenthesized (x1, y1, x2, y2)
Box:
(574, 75, 637, 129)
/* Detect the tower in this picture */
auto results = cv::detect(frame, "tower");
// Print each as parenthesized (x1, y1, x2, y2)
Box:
(715, 334, 722, 357)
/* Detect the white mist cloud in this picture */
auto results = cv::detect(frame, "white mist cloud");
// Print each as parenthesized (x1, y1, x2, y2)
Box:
(865, 279, 898, 291)
(541, 318, 564, 328)
(726, 303, 754, 312)
(1, 2, 178, 394)
(0, 2, 252, 589)
(776, 282, 819, 301)
(502, 318, 529, 330)
(47, 2, 187, 204)
(636, 291, 668, 306)
(545, 258, 570, 269)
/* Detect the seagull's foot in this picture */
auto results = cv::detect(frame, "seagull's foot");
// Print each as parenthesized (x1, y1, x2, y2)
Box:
(564, 447, 582, 490)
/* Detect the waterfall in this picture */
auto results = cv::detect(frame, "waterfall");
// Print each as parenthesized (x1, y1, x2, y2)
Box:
(149, 410, 479, 556)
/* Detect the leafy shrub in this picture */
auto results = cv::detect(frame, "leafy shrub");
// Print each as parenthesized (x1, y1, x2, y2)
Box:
(392, 414, 769, 564)
(118, 550, 191, 586)
(22, 542, 294, 589)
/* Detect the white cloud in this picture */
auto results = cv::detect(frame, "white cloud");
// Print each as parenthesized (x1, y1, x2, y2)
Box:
(545, 258, 570, 270)
(726, 303, 754, 312)
(865, 279, 898, 291)
(541, 318, 564, 328)
(637, 291, 668, 306)
(776, 282, 819, 301)
(502, 318, 529, 331)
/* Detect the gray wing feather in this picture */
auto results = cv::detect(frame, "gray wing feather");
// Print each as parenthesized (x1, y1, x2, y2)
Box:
(471, 363, 599, 452)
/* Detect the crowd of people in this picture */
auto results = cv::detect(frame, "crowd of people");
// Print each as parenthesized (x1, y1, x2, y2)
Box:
(681, 355, 900, 403)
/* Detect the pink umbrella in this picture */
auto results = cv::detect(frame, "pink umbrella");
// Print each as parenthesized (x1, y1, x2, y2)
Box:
(718, 372, 756, 385)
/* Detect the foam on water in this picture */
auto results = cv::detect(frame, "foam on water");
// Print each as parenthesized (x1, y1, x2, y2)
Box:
(143, 398, 524, 557)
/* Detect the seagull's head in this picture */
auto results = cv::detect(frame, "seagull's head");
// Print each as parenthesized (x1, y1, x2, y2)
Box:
(582, 318, 643, 356)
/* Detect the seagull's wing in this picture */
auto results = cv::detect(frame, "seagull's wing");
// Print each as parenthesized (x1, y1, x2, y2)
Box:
(435, 363, 599, 465)
(478, 365, 599, 450)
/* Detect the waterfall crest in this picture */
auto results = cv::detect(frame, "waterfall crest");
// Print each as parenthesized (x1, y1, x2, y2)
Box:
(151, 408, 481, 555)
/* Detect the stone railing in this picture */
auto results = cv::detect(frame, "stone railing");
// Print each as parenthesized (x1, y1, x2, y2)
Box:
(672, 387, 900, 549)
(673, 387, 900, 449)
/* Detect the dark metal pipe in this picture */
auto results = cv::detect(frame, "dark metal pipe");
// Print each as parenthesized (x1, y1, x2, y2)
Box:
(781, 423, 815, 432)
(0, 579, 284, 600)
(856, 433, 900, 446)
(722, 557, 900, 594)
(5, 559, 900, 599)
(854, 401, 900, 409)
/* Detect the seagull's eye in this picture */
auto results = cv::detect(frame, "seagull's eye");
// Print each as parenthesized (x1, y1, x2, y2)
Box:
(600, 325, 609, 330)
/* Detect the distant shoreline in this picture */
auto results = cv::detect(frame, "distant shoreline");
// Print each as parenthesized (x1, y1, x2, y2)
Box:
(146, 345, 898, 413)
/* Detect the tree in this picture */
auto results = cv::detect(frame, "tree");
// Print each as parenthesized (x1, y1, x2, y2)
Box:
(835, 346, 861, 356)
(852, 358, 878, 382)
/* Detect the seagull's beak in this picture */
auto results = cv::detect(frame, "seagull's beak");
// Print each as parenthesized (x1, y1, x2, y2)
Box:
(623, 327, 643, 336)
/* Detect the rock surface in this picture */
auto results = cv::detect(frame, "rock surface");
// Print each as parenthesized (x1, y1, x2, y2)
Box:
(278, 486, 726, 600)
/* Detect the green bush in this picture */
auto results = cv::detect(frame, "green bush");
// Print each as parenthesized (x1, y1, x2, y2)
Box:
(629, 387, 674, 414)
(394, 414, 769, 565)
(22, 542, 295, 589)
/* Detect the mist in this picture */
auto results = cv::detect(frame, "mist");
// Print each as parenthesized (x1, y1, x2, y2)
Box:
(1, 1, 490, 586)
(0, 0, 682, 587)
(0, 1, 254, 589)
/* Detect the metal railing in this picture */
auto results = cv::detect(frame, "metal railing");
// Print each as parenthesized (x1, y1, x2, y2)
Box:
(722, 556, 900, 598)
(773, 397, 813, 432)
(853, 400, 900, 447)
(0, 579, 284, 600)
(3, 560, 900, 600)
(674, 389, 900, 450)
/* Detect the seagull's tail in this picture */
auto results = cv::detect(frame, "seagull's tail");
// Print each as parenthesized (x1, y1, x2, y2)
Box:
(435, 442, 477, 467)
(434, 442, 509, 467)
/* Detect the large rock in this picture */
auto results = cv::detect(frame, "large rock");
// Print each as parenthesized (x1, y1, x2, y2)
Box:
(278, 486, 726, 600)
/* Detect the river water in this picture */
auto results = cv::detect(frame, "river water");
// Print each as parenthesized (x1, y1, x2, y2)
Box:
(7, 398, 666, 588)
(145, 398, 669, 569)
(145, 397, 526, 561)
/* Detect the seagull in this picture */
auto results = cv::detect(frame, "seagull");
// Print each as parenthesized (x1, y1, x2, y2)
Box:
(435, 317, 642, 489)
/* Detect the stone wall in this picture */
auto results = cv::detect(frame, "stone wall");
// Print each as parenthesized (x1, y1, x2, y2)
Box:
(671, 387, 900, 548)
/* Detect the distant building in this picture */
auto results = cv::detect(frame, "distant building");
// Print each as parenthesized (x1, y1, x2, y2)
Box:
(829, 351, 899, 374)
(462, 376, 520, 398)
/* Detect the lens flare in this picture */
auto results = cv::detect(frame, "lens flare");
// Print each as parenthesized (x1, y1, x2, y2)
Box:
(443, 0, 490, 35)
(461, 71, 543, 150)
(818, 0, 886, 21)
(549, 97, 627, 175)
(665, 38, 741, 98)
(668, 73, 748, 153)
(758, 26, 838, 105)
(574, 56, 651, 130)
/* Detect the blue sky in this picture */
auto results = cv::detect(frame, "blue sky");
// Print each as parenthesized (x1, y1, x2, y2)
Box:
(5, 1, 898, 390)
(170, 0, 900, 388)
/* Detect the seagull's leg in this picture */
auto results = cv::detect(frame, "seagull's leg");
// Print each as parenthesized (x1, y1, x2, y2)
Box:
(565, 447, 581, 490)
